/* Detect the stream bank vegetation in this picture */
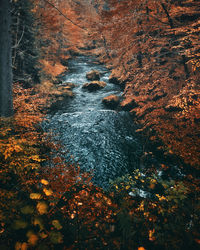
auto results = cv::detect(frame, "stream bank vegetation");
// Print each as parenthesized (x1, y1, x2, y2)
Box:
(0, 0, 200, 249)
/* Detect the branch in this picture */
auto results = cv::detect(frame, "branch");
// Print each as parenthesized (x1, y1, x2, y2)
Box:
(161, 2, 174, 29)
(12, 25, 25, 49)
(43, 0, 88, 32)
(147, 13, 169, 25)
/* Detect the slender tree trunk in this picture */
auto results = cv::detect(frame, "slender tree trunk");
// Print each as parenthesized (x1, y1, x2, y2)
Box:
(161, 2, 174, 29)
(0, 0, 13, 117)
(182, 55, 189, 78)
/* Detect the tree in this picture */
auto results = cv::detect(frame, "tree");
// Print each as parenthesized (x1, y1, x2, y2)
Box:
(0, 0, 13, 117)
(11, 0, 40, 86)
(87, 0, 200, 167)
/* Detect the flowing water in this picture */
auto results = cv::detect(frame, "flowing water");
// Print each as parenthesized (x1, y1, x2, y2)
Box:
(43, 56, 144, 188)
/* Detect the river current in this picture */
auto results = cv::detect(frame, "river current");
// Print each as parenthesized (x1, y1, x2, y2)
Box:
(43, 56, 144, 188)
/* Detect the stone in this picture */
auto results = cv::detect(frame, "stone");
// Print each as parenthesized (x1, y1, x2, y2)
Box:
(102, 95, 120, 108)
(86, 70, 100, 81)
(82, 81, 106, 91)
(53, 88, 73, 98)
(61, 82, 77, 89)
(49, 83, 74, 98)
(57, 85, 71, 91)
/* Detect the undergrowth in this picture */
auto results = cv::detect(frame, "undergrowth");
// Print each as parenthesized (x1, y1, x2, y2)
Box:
(0, 83, 199, 249)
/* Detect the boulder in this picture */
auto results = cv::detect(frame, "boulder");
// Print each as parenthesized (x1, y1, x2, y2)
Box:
(102, 95, 120, 108)
(82, 81, 106, 91)
(52, 86, 74, 98)
(57, 85, 71, 91)
(86, 70, 100, 81)
(61, 82, 77, 89)
(47, 83, 74, 98)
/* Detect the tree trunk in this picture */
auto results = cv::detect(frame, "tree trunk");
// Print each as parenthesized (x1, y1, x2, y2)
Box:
(0, 0, 13, 117)
(161, 2, 174, 29)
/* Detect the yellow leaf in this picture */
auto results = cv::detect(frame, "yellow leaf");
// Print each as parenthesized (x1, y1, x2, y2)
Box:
(14, 144, 22, 153)
(33, 217, 44, 230)
(27, 231, 38, 246)
(21, 242, 28, 250)
(149, 229, 155, 241)
(156, 194, 167, 201)
(37, 202, 48, 215)
(150, 179, 157, 184)
(43, 188, 53, 196)
(70, 214, 75, 219)
(30, 193, 42, 200)
(31, 155, 44, 162)
(41, 179, 49, 185)
(138, 201, 144, 211)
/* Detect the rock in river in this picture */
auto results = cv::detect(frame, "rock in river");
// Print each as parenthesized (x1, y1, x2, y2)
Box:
(86, 70, 100, 81)
(102, 95, 120, 108)
(61, 82, 77, 89)
(82, 81, 106, 91)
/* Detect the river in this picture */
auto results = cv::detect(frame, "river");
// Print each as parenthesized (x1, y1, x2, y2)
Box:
(43, 56, 151, 188)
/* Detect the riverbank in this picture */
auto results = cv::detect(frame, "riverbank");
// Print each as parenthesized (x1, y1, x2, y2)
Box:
(42, 55, 189, 189)
(0, 57, 199, 250)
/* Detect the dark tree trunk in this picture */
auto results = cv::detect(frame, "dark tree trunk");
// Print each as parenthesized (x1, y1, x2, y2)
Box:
(161, 2, 174, 29)
(0, 0, 13, 117)
(182, 55, 189, 78)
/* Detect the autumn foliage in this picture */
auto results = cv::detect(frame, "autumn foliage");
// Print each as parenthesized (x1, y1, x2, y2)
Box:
(0, 83, 118, 249)
(32, 0, 87, 81)
(1, 0, 200, 249)
(85, 0, 200, 168)
(0, 84, 199, 249)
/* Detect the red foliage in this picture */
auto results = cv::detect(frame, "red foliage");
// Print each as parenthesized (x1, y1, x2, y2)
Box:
(33, 0, 87, 80)
(85, 0, 200, 167)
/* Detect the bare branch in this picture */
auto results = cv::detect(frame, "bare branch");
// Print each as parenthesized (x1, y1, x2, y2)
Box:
(42, 0, 88, 32)
(12, 25, 25, 49)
